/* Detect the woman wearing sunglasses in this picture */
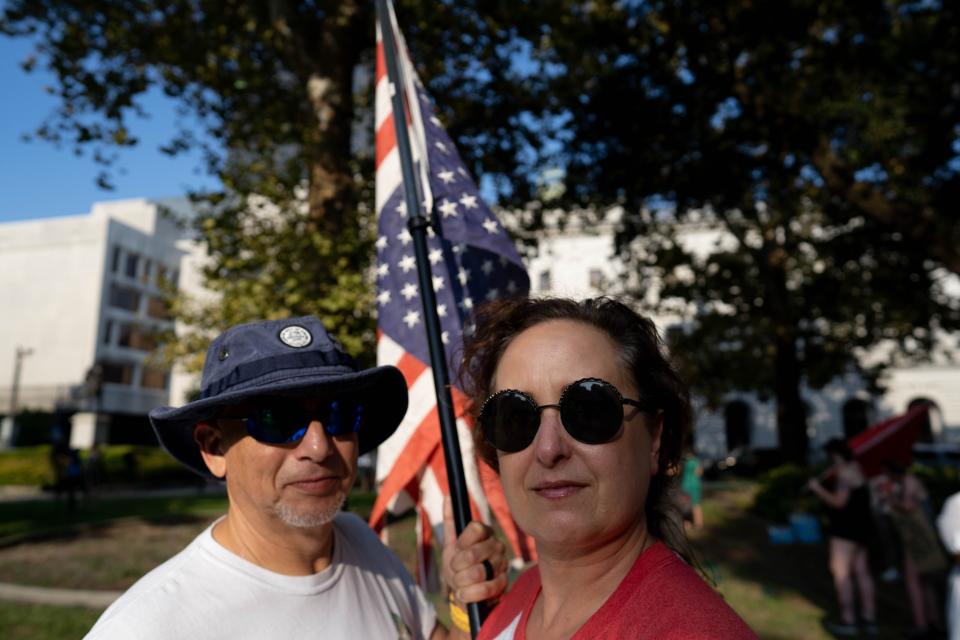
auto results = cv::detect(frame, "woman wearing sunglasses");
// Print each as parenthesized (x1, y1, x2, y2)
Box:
(450, 297, 755, 639)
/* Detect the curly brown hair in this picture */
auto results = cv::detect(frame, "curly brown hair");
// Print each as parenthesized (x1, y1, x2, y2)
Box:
(459, 296, 693, 552)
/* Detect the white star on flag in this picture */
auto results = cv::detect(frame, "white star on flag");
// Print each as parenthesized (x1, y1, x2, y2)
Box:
(377, 263, 390, 277)
(401, 282, 419, 300)
(441, 331, 449, 344)
(377, 290, 392, 305)
(398, 255, 416, 272)
(432, 275, 445, 291)
(428, 248, 443, 265)
(486, 288, 500, 301)
(437, 170, 455, 184)
(482, 218, 500, 234)
(507, 280, 519, 294)
(460, 296, 474, 311)
(376, 236, 388, 250)
(438, 199, 459, 218)
(481, 259, 494, 275)
(403, 310, 421, 328)
(434, 140, 448, 152)
(459, 194, 478, 209)
(437, 304, 447, 318)
(396, 201, 407, 217)
(457, 267, 469, 285)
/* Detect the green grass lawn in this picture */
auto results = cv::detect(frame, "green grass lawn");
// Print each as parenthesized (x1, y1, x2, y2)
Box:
(0, 602, 101, 639)
(693, 481, 915, 639)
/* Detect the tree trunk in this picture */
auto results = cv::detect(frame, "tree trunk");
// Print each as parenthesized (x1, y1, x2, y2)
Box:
(304, 43, 359, 228)
(773, 329, 808, 465)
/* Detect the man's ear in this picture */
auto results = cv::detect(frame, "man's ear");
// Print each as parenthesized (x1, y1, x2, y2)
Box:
(194, 422, 228, 479)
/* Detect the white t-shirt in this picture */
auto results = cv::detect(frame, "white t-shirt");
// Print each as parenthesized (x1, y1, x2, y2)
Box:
(85, 512, 436, 640)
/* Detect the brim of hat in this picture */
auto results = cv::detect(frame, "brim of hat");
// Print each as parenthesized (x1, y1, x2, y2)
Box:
(149, 365, 408, 479)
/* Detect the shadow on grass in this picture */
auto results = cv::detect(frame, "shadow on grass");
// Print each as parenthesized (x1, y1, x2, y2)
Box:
(0, 493, 229, 546)
(693, 482, 916, 639)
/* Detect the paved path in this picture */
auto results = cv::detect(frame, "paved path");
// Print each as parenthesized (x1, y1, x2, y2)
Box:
(0, 581, 120, 608)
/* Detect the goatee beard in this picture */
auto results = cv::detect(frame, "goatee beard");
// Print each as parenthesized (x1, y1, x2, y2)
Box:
(274, 490, 347, 528)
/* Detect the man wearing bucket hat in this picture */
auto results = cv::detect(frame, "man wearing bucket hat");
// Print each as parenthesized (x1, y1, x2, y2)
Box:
(85, 316, 504, 640)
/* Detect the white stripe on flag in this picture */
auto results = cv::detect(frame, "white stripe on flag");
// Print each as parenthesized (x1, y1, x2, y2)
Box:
(375, 367, 437, 481)
(376, 332, 406, 367)
(375, 147, 401, 213)
(458, 417, 491, 520)
(375, 75, 392, 131)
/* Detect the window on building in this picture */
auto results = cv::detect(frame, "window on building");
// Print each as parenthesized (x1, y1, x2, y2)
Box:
(100, 361, 134, 385)
(140, 366, 169, 390)
(842, 398, 871, 439)
(538, 269, 552, 291)
(110, 246, 122, 273)
(108, 284, 141, 312)
(103, 320, 114, 345)
(724, 400, 752, 452)
(141, 259, 153, 284)
(125, 252, 140, 279)
(146, 295, 171, 320)
(117, 323, 159, 351)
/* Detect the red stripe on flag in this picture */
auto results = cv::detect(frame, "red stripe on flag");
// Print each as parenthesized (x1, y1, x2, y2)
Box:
(375, 112, 397, 171)
(416, 502, 434, 588)
(376, 42, 386, 85)
(395, 351, 428, 386)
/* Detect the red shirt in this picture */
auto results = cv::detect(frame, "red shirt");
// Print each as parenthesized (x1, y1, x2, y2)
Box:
(479, 541, 756, 640)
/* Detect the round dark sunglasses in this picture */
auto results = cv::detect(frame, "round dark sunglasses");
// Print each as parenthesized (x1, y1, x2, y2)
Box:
(220, 400, 364, 445)
(478, 377, 645, 453)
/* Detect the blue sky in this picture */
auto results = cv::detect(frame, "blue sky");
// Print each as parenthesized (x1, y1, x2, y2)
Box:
(0, 35, 220, 222)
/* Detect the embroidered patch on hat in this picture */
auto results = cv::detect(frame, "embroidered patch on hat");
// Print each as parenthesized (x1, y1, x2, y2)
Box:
(279, 325, 312, 348)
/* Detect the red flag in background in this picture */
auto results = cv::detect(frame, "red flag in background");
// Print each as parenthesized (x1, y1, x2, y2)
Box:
(848, 403, 930, 477)
(371, 0, 536, 589)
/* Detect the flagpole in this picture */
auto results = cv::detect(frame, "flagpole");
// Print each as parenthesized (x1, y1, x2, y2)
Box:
(376, 1, 487, 635)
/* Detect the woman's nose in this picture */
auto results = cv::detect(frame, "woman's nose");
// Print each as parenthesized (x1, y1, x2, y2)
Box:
(532, 407, 572, 466)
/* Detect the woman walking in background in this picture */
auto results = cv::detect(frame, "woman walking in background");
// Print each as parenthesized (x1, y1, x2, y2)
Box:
(878, 459, 946, 638)
(807, 439, 878, 636)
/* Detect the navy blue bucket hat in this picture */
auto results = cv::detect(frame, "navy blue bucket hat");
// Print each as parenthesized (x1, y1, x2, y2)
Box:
(149, 316, 408, 478)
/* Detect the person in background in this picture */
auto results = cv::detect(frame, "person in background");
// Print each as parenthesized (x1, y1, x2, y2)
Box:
(878, 459, 946, 638)
(807, 439, 878, 636)
(679, 436, 704, 530)
(85, 316, 503, 640)
(446, 297, 755, 639)
(870, 469, 903, 583)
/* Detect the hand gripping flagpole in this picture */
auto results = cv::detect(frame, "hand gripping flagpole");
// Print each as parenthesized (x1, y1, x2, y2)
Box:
(376, 1, 488, 636)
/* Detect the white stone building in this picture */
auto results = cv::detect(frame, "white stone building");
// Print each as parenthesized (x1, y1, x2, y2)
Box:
(0, 198, 201, 448)
(527, 212, 960, 461)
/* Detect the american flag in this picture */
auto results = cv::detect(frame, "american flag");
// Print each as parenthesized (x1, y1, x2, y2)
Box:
(370, 1, 535, 586)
